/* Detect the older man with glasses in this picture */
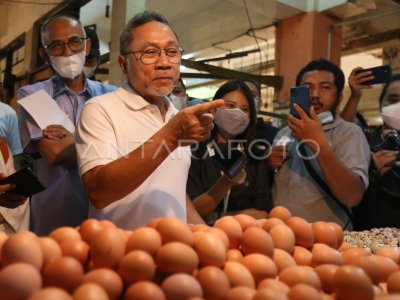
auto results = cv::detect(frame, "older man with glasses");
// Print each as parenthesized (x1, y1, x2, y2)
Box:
(17, 14, 116, 235)
(75, 10, 223, 229)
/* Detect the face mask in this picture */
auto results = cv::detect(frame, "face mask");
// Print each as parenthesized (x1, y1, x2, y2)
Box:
(382, 102, 400, 130)
(254, 98, 260, 113)
(169, 94, 187, 110)
(215, 108, 250, 138)
(49, 51, 86, 80)
(318, 111, 334, 125)
(83, 64, 97, 78)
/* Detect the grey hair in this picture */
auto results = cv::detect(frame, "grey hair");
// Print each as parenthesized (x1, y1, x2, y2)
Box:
(119, 10, 176, 55)
(40, 14, 85, 46)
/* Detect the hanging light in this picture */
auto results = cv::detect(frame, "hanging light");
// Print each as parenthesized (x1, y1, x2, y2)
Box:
(105, 0, 110, 18)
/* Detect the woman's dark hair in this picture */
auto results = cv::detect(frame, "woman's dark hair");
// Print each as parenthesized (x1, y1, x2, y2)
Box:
(211, 79, 257, 157)
(379, 74, 400, 110)
(296, 59, 345, 94)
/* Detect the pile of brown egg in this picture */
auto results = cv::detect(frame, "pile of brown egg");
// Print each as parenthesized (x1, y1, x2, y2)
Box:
(0, 206, 400, 300)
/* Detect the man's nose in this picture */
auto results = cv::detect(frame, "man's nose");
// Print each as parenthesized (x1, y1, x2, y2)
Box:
(310, 86, 319, 98)
(63, 44, 76, 57)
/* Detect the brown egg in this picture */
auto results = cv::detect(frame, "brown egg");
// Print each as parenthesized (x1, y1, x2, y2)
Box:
(0, 262, 42, 300)
(192, 231, 226, 267)
(279, 266, 321, 290)
(387, 270, 400, 294)
(156, 217, 193, 246)
(293, 246, 313, 266)
(233, 214, 259, 231)
(43, 256, 84, 293)
(286, 217, 314, 249)
(214, 216, 243, 249)
(0, 231, 9, 255)
(91, 227, 125, 269)
(240, 227, 274, 257)
(256, 219, 267, 228)
(370, 255, 399, 282)
(273, 248, 297, 273)
(224, 286, 256, 300)
(83, 268, 123, 300)
(376, 247, 400, 264)
(196, 266, 230, 300)
(333, 265, 374, 300)
(242, 253, 277, 285)
(288, 284, 321, 300)
(78, 219, 103, 245)
(269, 224, 295, 254)
(258, 278, 290, 294)
(161, 273, 203, 300)
(311, 243, 343, 267)
(311, 222, 337, 249)
(224, 261, 255, 288)
(37, 237, 62, 267)
(60, 239, 90, 267)
(253, 288, 288, 300)
(147, 218, 163, 229)
(73, 283, 109, 300)
(269, 206, 292, 222)
(118, 250, 156, 284)
(49, 227, 82, 243)
(190, 224, 210, 233)
(28, 287, 73, 300)
(338, 242, 354, 252)
(1, 232, 43, 270)
(124, 281, 166, 300)
(314, 264, 339, 294)
(126, 227, 162, 257)
(342, 247, 371, 265)
(327, 222, 343, 249)
(350, 256, 381, 285)
(155, 241, 199, 275)
(262, 218, 285, 232)
(99, 220, 117, 229)
(375, 295, 400, 300)
(206, 227, 229, 251)
(226, 249, 244, 262)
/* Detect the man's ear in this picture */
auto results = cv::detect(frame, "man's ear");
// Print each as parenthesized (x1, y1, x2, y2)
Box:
(39, 48, 50, 63)
(85, 38, 91, 56)
(118, 55, 128, 74)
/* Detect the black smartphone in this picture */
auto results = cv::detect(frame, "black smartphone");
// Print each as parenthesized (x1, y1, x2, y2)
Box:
(212, 146, 247, 179)
(355, 65, 392, 85)
(0, 167, 45, 197)
(290, 86, 311, 118)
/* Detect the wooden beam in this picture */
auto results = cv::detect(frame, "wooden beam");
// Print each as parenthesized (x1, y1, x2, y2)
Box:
(181, 59, 283, 88)
(342, 28, 400, 54)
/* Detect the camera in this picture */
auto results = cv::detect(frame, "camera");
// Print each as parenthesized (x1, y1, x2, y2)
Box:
(371, 131, 400, 154)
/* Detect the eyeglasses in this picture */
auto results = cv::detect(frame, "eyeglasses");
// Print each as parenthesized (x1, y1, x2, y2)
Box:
(124, 47, 184, 65)
(44, 37, 86, 56)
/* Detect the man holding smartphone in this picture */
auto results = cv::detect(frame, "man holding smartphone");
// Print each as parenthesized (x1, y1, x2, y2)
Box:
(271, 59, 370, 229)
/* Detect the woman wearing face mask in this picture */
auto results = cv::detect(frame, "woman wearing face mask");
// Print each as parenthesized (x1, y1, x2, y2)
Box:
(353, 74, 400, 229)
(187, 80, 272, 223)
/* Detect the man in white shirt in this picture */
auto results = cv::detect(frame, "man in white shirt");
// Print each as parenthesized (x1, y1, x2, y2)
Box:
(76, 11, 222, 229)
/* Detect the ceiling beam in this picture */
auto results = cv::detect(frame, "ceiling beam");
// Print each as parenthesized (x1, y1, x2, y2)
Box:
(342, 28, 400, 54)
(181, 59, 282, 88)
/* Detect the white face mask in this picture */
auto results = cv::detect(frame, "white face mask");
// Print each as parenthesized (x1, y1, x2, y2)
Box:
(382, 102, 400, 130)
(83, 64, 97, 78)
(49, 51, 86, 80)
(215, 108, 250, 138)
(169, 94, 187, 110)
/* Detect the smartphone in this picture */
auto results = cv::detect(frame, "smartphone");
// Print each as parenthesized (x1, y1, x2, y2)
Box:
(290, 86, 311, 118)
(355, 65, 392, 85)
(212, 146, 247, 179)
(0, 167, 45, 197)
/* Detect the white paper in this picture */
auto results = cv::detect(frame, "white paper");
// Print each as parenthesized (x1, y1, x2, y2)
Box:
(17, 89, 75, 133)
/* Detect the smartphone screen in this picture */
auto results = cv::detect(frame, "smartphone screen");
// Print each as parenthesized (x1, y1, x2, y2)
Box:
(212, 146, 247, 179)
(290, 86, 311, 118)
(355, 65, 392, 85)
